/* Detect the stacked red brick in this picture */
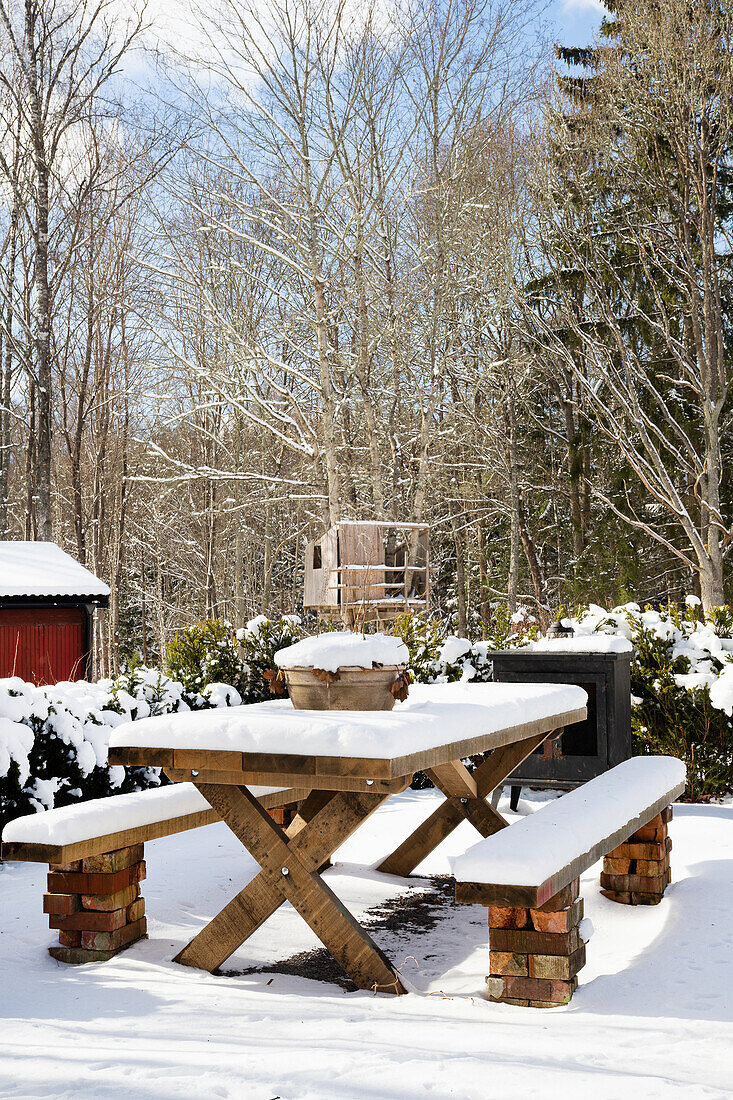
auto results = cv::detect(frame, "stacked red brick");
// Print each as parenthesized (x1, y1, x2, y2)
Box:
(44, 844, 147, 963)
(268, 803, 297, 829)
(601, 805, 672, 904)
(485, 878, 585, 1007)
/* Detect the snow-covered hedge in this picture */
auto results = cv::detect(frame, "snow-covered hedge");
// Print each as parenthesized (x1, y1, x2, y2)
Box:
(390, 604, 733, 799)
(4, 601, 730, 833)
(0, 667, 241, 834)
(165, 614, 302, 702)
(563, 601, 733, 801)
(0, 613, 304, 833)
(425, 602, 733, 800)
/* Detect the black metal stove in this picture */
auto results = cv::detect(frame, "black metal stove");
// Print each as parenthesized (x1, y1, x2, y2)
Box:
(489, 644, 633, 791)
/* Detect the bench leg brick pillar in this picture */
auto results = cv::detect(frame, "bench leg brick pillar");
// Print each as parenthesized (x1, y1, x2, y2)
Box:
(485, 878, 586, 1007)
(267, 803, 298, 829)
(601, 806, 672, 905)
(44, 844, 147, 963)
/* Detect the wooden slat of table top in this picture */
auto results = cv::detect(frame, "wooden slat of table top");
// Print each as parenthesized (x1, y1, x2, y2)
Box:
(165, 768, 411, 794)
(109, 706, 587, 780)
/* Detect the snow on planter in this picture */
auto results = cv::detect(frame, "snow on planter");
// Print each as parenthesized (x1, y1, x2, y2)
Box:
(274, 631, 409, 672)
(109, 681, 588, 759)
(450, 755, 686, 886)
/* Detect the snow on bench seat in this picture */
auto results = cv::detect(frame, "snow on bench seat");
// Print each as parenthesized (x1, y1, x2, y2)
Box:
(451, 756, 686, 909)
(1, 782, 302, 864)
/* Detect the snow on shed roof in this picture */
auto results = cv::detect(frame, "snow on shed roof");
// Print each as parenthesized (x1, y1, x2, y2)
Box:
(0, 542, 110, 600)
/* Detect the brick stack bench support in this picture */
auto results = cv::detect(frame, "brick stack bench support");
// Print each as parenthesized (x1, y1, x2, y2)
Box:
(451, 756, 686, 1008)
(2, 781, 306, 964)
(484, 877, 585, 1006)
(601, 805, 673, 904)
(46, 844, 148, 963)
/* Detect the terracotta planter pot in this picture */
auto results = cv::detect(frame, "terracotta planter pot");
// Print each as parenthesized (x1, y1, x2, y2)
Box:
(283, 665, 406, 711)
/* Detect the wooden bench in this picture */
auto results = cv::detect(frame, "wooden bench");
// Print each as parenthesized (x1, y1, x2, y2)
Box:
(451, 756, 686, 1008)
(1, 782, 306, 964)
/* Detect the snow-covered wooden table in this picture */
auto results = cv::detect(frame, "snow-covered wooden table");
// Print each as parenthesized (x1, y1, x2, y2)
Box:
(108, 682, 587, 994)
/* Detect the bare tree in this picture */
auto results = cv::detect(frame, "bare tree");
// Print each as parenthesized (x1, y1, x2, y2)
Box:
(0, 0, 144, 539)
(527, 0, 733, 608)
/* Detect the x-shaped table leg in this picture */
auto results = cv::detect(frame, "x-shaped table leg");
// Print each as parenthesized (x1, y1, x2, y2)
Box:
(376, 730, 555, 877)
(175, 783, 407, 994)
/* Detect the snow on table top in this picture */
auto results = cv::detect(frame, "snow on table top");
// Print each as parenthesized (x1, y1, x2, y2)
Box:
(275, 631, 409, 672)
(0, 541, 110, 598)
(450, 756, 686, 886)
(108, 681, 588, 761)
(528, 636, 634, 654)
(2, 781, 288, 847)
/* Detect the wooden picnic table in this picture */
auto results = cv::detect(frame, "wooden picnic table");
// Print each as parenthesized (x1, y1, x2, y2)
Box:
(108, 682, 587, 994)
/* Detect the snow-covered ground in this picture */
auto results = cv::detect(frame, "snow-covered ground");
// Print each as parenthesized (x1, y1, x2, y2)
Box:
(1, 788, 731, 1100)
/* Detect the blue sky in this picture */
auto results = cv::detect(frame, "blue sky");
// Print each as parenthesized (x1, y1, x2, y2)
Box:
(121, 0, 607, 92)
(130, 0, 606, 74)
(547, 0, 604, 47)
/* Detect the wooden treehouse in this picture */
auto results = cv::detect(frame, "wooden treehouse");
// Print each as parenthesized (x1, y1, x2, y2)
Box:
(303, 521, 430, 624)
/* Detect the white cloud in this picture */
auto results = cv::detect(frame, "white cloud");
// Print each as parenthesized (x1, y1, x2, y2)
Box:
(560, 0, 605, 12)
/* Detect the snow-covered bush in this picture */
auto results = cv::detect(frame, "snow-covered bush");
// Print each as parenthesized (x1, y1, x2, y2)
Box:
(388, 612, 461, 682)
(394, 603, 733, 799)
(0, 667, 241, 833)
(236, 614, 302, 702)
(6, 602, 727, 831)
(165, 614, 302, 704)
(563, 602, 733, 801)
(165, 619, 246, 696)
(387, 613, 493, 789)
(388, 612, 495, 685)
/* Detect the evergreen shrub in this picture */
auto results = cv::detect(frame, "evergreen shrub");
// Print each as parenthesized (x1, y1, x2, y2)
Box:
(563, 602, 733, 801)
(0, 666, 237, 835)
(165, 619, 246, 695)
(391, 603, 733, 800)
(4, 602, 730, 833)
(165, 614, 302, 703)
(236, 614, 302, 702)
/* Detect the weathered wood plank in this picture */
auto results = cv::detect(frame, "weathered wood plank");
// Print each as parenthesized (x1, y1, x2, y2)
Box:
(1, 787, 307, 865)
(107, 746, 174, 767)
(108, 708, 587, 780)
(377, 799, 466, 878)
(426, 760, 477, 799)
(172, 749, 246, 772)
(455, 782, 685, 909)
(287, 790, 338, 837)
(459, 796, 508, 838)
(375, 734, 553, 878)
(164, 768, 409, 794)
(175, 788, 388, 972)
(386, 709, 585, 778)
(472, 732, 555, 798)
(178, 784, 405, 993)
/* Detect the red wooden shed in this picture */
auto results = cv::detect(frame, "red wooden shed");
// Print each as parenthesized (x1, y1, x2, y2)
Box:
(0, 542, 109, 684)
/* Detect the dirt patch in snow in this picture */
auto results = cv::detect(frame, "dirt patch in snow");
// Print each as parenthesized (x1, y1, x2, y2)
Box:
(223, 876, 455, 991)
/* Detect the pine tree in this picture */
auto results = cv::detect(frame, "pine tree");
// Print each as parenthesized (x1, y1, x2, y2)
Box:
(527, 0, 733, 607)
